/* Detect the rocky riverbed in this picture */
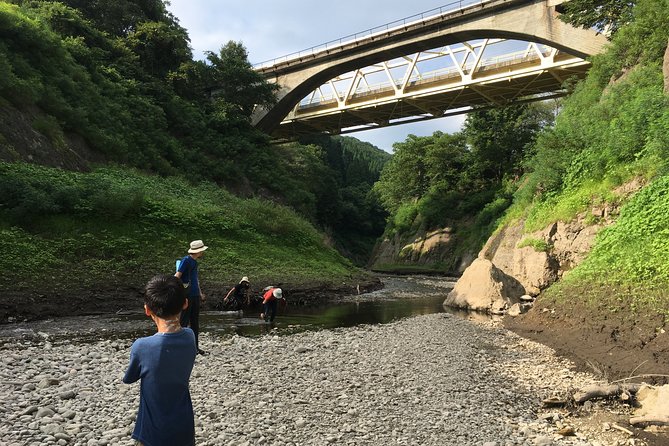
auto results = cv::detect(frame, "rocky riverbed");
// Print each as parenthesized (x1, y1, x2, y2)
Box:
(0, 313, 655, 445)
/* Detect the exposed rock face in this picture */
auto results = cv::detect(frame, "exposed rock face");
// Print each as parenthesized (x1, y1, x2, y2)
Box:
(633, 384, 669, 422)
(444, 258, 525, 313)
(481, 218, 602, 296)
(369, 226, 476, 273)
(446, 179, 644, 312)
(0, 103, 103, 171)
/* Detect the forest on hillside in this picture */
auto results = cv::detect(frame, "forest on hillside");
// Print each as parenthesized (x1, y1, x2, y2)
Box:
(0, 0, 390, 265)
(373, 0, 669, 319)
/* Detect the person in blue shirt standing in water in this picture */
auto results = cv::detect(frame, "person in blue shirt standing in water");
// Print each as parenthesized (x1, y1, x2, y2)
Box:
(176, 239, 208, 355)
(123, 274, 197, 446)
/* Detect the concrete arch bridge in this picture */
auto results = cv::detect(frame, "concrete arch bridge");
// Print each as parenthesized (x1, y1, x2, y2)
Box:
(251, 0, 608, 141)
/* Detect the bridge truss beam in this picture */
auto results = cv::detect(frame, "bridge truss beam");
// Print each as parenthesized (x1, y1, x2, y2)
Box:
(252, 0, 607, 139)
(271, 39, 589, 140)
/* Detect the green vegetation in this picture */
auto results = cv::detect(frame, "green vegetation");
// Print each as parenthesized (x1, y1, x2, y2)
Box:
(543, 173, 669, 320)
(271, 135, 390, 265)
(0, 0, 390, 296)
(517, 238, 550, 253)
(372, 104, 553, 270)
(505, 0, 669, 319)
(370, 0, 669, 321)
(559, 0, 635, 35)
(0, 162, 358, 293)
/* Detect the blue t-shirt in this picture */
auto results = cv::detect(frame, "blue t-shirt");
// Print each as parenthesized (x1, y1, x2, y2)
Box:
(123, 328, 197, 446)
(178, 256, 200, 297)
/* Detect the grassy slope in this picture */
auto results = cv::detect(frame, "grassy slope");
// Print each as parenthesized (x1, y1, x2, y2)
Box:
(0, 163, 365, 302)
(501, 0, 669, 322)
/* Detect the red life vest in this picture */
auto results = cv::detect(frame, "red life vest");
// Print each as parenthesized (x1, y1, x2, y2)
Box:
(262, 287, 276, 304)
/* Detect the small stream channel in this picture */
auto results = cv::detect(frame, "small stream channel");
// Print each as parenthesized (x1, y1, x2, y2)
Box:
(0, 275, 490, 345)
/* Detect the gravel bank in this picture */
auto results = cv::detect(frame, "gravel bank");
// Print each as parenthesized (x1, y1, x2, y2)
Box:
(0, 313, 640, 445)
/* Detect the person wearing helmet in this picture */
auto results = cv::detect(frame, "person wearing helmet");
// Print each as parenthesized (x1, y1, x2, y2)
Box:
(223, 276, 250, 310)
(260, 286, 283, 322)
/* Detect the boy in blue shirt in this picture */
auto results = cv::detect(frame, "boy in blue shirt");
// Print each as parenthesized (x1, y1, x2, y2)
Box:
(123, 275, 198, 446)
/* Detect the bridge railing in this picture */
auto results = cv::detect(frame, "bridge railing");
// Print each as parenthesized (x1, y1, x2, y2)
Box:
(252, 0, 490, 70)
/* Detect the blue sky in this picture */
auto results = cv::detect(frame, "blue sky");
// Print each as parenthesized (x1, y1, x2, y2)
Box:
(166, 1, 470, 152)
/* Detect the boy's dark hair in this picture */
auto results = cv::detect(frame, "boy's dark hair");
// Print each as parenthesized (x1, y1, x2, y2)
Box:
(144, 275, 187, 318)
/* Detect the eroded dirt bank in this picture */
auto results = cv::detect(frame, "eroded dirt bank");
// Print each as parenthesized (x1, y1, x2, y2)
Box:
(504, 298, 669, 386)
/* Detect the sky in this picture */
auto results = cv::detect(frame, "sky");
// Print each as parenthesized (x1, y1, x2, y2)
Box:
(165, 0, 470, 152)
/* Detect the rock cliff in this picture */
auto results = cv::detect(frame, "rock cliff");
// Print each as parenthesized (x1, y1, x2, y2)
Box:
(445, 179, 644, 312)
(369, 226, 476, 274)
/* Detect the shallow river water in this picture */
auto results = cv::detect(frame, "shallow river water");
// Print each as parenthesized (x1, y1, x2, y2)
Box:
(0, 275, 482, 344)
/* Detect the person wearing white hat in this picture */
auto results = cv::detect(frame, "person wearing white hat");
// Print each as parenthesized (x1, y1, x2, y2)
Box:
(175, 240, 208, 355)
(222, 276, 250, 310)
(260, 286, 284, 322)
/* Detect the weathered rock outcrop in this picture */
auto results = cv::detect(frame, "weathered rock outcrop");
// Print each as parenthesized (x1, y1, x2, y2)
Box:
(369, 226, 476, 274)
(443, 258, 525, 313)
(0, 103, 102, 171)
(445, 179, 644, 312)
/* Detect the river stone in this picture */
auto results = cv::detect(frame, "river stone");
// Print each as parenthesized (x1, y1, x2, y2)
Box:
(21, 406, 38, 416)
(36, 407, 55, 418)
(59, 390, 76, 400)
(40, 423, 64, 435)
(37, 378, 59, 388)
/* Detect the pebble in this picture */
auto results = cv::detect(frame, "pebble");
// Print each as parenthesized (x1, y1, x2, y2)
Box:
(0, 314, 642, 445)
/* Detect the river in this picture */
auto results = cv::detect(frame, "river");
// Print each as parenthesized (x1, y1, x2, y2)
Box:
(0, 275, 487, 344)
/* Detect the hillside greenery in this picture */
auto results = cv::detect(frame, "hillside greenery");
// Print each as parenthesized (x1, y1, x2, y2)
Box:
(0, 162, 359, 293)
(0, 0, 390, 288)
(371, 0, 669, 322)
(372, 102, 555, 271)
(512, 0, 669, 319)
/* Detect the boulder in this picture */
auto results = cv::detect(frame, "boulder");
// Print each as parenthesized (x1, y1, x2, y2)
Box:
(444, 258, 525, 312)
(630, 385, 669, 426)
(507, 302, 533, 317)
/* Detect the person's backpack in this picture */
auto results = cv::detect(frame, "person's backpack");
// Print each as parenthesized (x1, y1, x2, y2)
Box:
(176, 256, 190, 288)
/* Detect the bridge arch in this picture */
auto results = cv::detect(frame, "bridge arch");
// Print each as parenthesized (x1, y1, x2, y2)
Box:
(253, 0, 607, 137)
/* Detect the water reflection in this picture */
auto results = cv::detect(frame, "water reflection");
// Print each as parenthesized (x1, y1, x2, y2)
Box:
(0, 275, 493, 344)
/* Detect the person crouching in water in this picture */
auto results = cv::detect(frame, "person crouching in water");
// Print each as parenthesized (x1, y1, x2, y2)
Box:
(260, 286, 284, 322)
(123, 275, 197, 446)
(223, 276, 250, 310)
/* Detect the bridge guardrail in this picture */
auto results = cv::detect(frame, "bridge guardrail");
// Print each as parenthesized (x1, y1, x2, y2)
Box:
(252, 0, 490, 70)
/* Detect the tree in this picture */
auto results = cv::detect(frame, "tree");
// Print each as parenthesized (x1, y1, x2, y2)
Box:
(51, 0, 176, 37)
(205, 41, 278, 119)
(374, 134, 432, 213)
(559, 0, 635, 36)
(125, 20, 191, 77)
(464, 103, 554, 182)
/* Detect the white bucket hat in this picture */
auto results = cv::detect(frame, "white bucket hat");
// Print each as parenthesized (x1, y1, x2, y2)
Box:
(273, 288, 282, 298)
(240, 276, 249, 284)
(188, 240, 208, 254)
